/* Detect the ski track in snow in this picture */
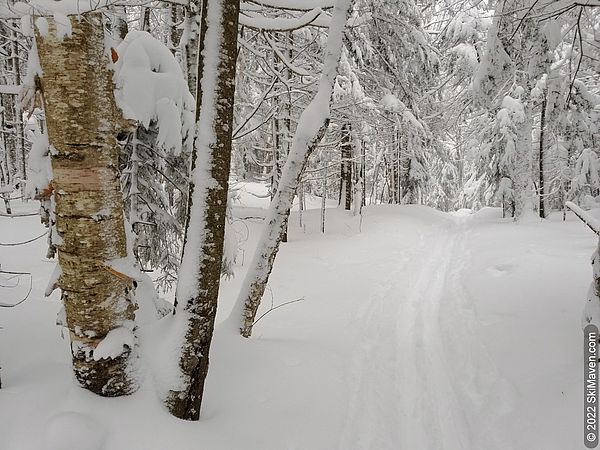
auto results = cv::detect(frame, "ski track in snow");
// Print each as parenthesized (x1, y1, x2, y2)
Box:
(339, 216, 514, 450)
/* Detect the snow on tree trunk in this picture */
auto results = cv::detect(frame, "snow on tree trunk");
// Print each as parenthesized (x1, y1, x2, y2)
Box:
(183, 0, 201, 99)
(539, 92, 547, 219)
(1, 92, 18, 185)
(339, 123, 352, 210)
(35, 13, 139, 396)
(230, 0, 353, 338)
(513, 101, 533, 219)
(165, 0, 240, 420)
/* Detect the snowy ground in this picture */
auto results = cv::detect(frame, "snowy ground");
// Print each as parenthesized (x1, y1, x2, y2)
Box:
(0, 184, 593, 449)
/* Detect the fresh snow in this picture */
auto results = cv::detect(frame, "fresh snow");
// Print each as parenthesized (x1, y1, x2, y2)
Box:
(113, 31, 195, 155)
(239, 8, 324, 32)
(52, 13, 72, 40)
(381, 93, 424, 131)
(228, 0, 350, 332)
(92, 325, 135, 361)
(0, 191, 593, 449)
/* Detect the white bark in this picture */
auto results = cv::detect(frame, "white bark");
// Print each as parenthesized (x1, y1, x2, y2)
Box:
(35, 13, 139, 396)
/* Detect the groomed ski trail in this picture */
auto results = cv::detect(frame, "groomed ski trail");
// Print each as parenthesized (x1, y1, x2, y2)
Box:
(339, 215, 514, 450)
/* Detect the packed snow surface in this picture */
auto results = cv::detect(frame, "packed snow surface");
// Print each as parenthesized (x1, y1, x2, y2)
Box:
(0, 190, 592, 449)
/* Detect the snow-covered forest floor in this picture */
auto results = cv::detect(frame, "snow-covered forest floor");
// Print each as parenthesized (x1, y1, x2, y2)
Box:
(0, 183, 593, 450)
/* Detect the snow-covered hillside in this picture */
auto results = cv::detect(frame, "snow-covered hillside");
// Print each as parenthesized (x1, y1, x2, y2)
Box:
(0, 192, 593, 449)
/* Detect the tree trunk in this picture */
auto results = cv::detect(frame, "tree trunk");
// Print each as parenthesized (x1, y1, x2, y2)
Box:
(230, 0, 352, 338)
(2, 193, 11, 214)
(36, 13, 138, 397)
(356, 139, 366, 211)
(184, 0, 201, 99)
(513, 102, 533, 219)
(165, 0, 240, 421)
(321, 158, 327, 233)
(170, 4, 183, 54)
(339, 123, 352, 210)
(271, 106, 289, 242)
(140, 7, 152, 32)
(539, 92, 547, 219)
(2, 93, 17, 184)
(298, 180, 304, 228)
(10, 25, 26, 189)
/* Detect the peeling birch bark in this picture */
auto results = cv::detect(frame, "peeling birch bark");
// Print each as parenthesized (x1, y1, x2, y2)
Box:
(36, 13, 138, 397)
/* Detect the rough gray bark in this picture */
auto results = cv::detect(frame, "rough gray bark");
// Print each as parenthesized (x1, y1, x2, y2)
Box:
(35, 13, 138, 397)
(165, 0, 240, 420)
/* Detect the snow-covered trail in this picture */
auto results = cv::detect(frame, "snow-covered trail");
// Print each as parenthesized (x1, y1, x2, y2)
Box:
(338, 214, 513, 450)
(0, 197, 591, 450)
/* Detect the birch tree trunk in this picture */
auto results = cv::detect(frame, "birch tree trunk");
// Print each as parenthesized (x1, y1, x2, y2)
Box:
(230, 0, 352, 338)
(165, 0, 240, 420)
(36, 14, 138, 397)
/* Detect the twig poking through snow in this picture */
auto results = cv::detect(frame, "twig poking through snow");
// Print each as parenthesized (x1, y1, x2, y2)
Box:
(252, 297, 305, 327)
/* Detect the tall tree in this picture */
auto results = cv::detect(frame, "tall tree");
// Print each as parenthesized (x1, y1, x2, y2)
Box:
(339, 122, 352, 210)
(474, 0, 554, 219)
(35, 13, 139, 396)
(165, 0, 240, 420)
(230, 0, 353, 338)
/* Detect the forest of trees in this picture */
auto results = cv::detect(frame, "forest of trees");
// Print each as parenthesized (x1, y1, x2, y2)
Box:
(0, 0, 599, 421)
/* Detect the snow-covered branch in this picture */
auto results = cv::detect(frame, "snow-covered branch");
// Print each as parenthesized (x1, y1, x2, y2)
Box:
(566, 202, 600, 235)
(239, 7, 325, 31)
